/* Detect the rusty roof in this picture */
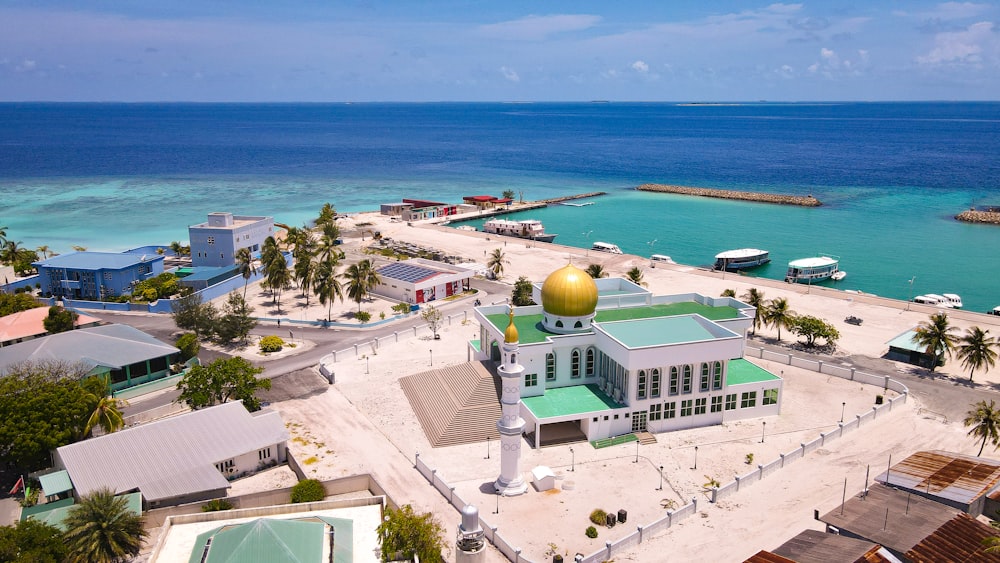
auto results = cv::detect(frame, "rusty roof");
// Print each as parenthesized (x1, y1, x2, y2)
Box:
(743, 551, 795, 563)
(820, 483, 960, 554)
(906, 513, 1000, 563)
(875, 450, 1000, 507)
(770, 530, 891, 563)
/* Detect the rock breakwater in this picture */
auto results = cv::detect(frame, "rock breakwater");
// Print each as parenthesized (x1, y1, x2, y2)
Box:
(956, 210, 1000, 225)
(637, 184, 822, 207)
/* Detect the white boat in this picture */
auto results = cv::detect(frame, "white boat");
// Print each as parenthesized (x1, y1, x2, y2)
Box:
(831, 271, 847, 281)
(713, 248, 770, 271)
(482, 218, 557, 242)
(989, 306, 1000, 316)
(785, 256, 840, 283)
(591, 241, 623, 254)
(942, 293, 963, 308)
(913, 294, 954, 308)
(651, 254, 675, 264)
(559, 201, 595, 207)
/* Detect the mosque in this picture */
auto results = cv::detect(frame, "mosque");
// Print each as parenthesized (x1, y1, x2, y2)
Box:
(475, 263, 783, 453)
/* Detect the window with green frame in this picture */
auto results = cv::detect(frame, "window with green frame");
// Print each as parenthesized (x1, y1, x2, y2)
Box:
(637, 370, 647, 400)
(725, 393, 737, 410)
(680, 399, 693, 417)
(651, 368, 661, 398)
(649, 403, 662, 421)
(571, 349, 581, 378)
(763, 388, 779, 405)
(710, 395, 723, 413)
(545, 353, 556, 381)
(712, 361, 723, 390)
(700, 363, 710, 392)
(694, 397, 707, 415)
(665, 401, 676, 419)
(525, 373, 537, 387)
(585, 347, 596, 377)
(741, 391, 757, 408)
(682, 365, 692, 393)
(669, 366, 679, 395)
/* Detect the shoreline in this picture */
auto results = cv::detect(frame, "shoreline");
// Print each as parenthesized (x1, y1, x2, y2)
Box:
(956, 209, 1000, 225)
(636, 183, 822, 207)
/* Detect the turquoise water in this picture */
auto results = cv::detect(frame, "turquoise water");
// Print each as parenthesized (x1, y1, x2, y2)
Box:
(453, 189, 1000, 312)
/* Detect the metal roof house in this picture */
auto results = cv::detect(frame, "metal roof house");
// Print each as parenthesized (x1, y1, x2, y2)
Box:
(373, 258, 476, 305)
(33, 251, 164, 300)
(53, 401, 289, 508)
(189, 212, 274, 268)
(885, 329, 938, 368)
(874, 450, 1000, 517)
(0, 306, 102, 348)
(0, 324, 180, 392)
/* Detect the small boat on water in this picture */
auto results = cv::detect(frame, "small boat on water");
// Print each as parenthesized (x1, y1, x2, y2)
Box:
(591, 241, 623, 254)
(831, 271, 847, 281)
(713, 248, 770, 271)
(482, 218, 557, 242)
(913, 293, 962, 308)
(942, 293, 963, 308)
(559, 201, 595, 207)
(785, 256, 840, 283)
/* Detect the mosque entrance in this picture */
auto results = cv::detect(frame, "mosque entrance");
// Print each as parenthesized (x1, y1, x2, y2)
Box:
(631, 411, 647, 433)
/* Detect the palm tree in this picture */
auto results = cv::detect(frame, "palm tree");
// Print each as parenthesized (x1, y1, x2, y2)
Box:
(236, 247, 256, 300)
(741, 288, 766, 336)
(314, 257, 344, 321)
(260, 236, 280, 271)
(913, 312, 959, 372)
(294, 253, 317, 306)
(487, 248, 508, 279)
(81, 375, 126, 439)
(168, 241, 185, 257)
(316, 202, 337, 229)
(71, 245, 88, 252)
(265, 254, 291, 313)
(343, 260, 375, 312)
(358, 258, 381, 291)
(63, 488, 147, 563)
(956, 326, 998, 382)
(720, 288, 736, 297)
(964, 400, 1000, 456)
(36, 244, 52, 259)
(764, 297, 796, 342)
(316, 232, 341, 265)
(585, 263, 607, 279)
(0, 224, 7, 248)
(1, 240, 22, 265)
(626, 266, 646, 287)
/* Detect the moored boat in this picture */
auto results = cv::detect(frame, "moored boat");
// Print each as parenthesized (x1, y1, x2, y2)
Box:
(831, 271, 847, 281)
(785, 256, 840, 283)
(942, 293, 963, 308)
(482, 218, 557, 242)
(713, 248, 770, 271)
(591, 241, 623, 254)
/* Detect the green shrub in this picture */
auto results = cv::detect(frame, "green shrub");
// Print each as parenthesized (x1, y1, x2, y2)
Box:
(585, 526, 598, 538)
(290, 479, 325, 503)
(141, 288, 158, 302)
(356, 311, 372, 323)
(393, 302, 411, 315)
(176, 333, 200, 361)
(260, 335, 285, 353)
(589, 508, 607, 525)
(201, 499, 233, 512)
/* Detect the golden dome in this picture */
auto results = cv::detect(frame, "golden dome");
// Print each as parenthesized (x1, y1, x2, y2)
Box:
(541, 264, 598, 317)
(504, 310, 519, 343)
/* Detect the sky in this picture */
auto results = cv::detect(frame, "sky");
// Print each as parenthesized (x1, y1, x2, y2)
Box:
(0, 1, 998, 102)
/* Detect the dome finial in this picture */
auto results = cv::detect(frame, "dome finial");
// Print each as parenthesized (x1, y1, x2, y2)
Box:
(503, 307, 519, 343)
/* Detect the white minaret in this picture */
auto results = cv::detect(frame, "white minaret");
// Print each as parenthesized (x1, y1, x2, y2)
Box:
(494, 308, 527, 496)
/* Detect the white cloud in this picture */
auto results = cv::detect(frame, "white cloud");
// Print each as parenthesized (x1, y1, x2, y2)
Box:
(478, 14, 601, 41)
(924, 2, 991, 21)
(15, 59, 36, 72)
(917, 20, 994, 64)
(807, 62, 819, 73)
(500, 66, 520, 82)
(631, 60, 648, 73)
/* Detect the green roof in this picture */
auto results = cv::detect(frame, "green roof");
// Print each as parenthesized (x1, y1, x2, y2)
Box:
(522, 384, 621, 419)
(191, 518, 324, 563)
(485, 303, 740, 345)
(726, 358, 780, 386)
(887, 329, 926, 353)
(39, 470, 73, 497)
(600, 316, 718, 348)
(23, 492, 141, 532)
(316, 517, 354, 563)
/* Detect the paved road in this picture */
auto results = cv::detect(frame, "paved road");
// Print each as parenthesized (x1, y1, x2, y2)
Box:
(102, 277, 514, 414)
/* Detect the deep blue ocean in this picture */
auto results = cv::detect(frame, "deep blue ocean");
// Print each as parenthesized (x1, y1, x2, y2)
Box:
(1, 102, 998, 311)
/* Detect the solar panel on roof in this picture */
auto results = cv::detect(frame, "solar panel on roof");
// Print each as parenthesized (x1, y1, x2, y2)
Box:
(377, 262, 441, 283)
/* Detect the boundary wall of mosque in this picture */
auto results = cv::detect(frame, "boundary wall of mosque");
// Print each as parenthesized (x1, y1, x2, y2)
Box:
(413, 345, 909, 563)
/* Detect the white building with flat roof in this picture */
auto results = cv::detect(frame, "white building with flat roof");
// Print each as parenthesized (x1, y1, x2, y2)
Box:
(189, 212, 274, 267)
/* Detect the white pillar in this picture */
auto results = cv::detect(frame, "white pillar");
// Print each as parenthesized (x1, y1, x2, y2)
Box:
(495, 314, 527, 496)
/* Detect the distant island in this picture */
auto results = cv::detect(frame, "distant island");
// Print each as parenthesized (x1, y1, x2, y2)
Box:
(636, 183, 822, 207)
(956, 209, 1000, 226)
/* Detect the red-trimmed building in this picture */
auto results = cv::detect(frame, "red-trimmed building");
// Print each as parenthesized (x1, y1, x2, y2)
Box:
(463, 195, 513, 210)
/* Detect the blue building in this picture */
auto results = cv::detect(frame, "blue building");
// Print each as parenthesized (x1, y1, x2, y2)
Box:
(189, 212, 275, 268)
(34, 252, 164, 300)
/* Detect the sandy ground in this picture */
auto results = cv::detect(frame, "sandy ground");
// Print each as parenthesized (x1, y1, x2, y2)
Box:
(183, 207, 1000, 561)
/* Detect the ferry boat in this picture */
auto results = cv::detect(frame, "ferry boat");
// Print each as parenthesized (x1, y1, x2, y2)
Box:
(482, 218, 557, 242)
(785, 256, 840, 283)
(942, 293, 963, 308)
(713, 248, 770, 271)
(591, 241, 623, 254)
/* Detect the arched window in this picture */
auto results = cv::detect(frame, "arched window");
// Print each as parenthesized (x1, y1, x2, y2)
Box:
(669, 366, 679, 395)
(546, 353, 556, 381)
(510, 353, 516, 365)
(571, 349, 581, 378)
(556, 320, 564, 328)
(651, 368, 661, 398)
(637, 369, 647, 400)
(682, 365, 692, 393)
(585, 347, 596, 377)
(574, 320, 583, 328)
(713, 361, 723, 390)
(700, 363, 710, 392)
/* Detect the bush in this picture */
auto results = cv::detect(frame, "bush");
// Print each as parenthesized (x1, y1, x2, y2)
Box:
(589, 508, 607, 525)
(175, 333, 200, 361)
(356, 310, 372, 323)
(201, 499, 233, 512)
(290, 478, 325, 503)
(259, 335, 285, 353)
(392, 302, 411, 315)
(585, 526, 598, 538)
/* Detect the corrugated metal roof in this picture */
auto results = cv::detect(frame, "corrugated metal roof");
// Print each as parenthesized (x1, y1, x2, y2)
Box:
(56, 402, 288, 502)
(771, 529, 889, 563)
(35, 251, 163, 270)
(39, 469, 73, 496)
(743, 551, 795, 563)
(875, 450, 1000, 506)
(906, 513, 1000, 562)
(0, 306, 101, 344)
(0, 324, 178, 373)
(196, 518, 324, 563)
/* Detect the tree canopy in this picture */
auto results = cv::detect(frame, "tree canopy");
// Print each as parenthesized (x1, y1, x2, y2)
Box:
(0, 293, 43, 316)
(0, 519, 68, 563)
(42, 305, 77, 334)
(171, 292, 218, 339)
(63, 488, 146, 563)
(965, 400, 1000, 456)
(0, 361, 95, 473)
(789, 315, 840, 347)
(176, 357, 270, 412)
(913, 311, 958, 371)
(214, 292, 257, 345)
(511, 276, 536, 306)
(421, 306, 443, 338)
(377, 504, 446, 563)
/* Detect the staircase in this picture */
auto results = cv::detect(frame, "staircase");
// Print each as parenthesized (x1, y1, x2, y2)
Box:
(400, 361, 502, 447)
(635, 432, 658, 445)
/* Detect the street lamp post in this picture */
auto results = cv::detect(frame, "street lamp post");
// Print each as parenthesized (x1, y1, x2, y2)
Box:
(840, 402, 846, 423)
(486, 436, 490, 460)
(761, 421, 766, 443)
(693, 446, 698, 470)
(634, 440, 639, 463)
(906, 276, 916, 311)
(429, 349, 433, 366)
(366, 356, 370, 375)
(570, 447, 575, 472)
(657, 465, 664, 491)
(494, 492, 500, 515)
